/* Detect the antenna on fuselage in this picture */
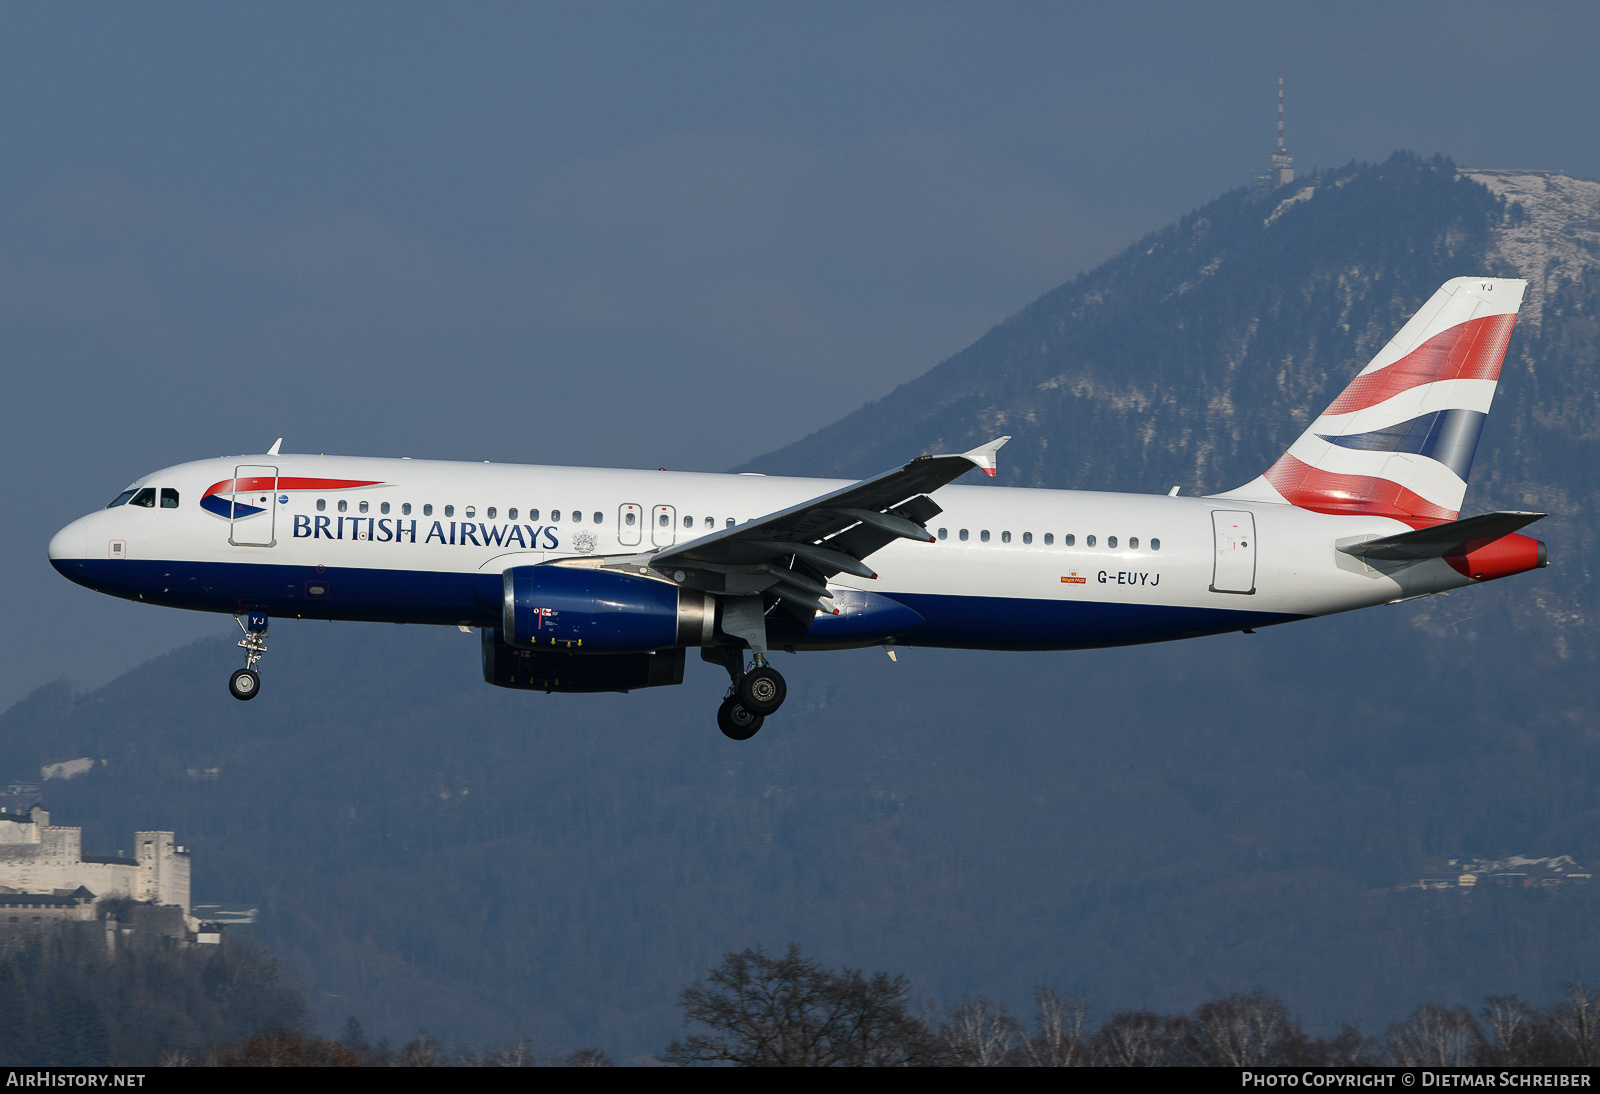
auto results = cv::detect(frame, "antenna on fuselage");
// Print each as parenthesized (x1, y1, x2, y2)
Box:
(267, 438, 283, 455)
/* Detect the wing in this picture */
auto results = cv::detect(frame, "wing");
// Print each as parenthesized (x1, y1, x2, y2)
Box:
(638, 436, 1009, 615)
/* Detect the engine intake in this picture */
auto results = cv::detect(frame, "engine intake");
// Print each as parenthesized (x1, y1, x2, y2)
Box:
(502, 564, 713, 652)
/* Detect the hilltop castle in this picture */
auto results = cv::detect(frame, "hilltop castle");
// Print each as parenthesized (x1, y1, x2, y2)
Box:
(0, 804, 190, 924)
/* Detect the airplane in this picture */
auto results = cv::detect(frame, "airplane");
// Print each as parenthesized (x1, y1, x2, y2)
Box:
(49, 277, 1547, 739)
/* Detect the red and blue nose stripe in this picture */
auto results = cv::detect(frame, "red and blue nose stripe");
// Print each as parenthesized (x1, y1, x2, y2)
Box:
(200, 477, 383, 519)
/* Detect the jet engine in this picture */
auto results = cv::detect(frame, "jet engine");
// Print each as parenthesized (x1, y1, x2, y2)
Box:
(481, 629, 685, 693)
(501, 564, 713, 652)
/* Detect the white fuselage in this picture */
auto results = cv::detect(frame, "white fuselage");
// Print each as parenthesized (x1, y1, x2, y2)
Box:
(49, 453, 1478, 651)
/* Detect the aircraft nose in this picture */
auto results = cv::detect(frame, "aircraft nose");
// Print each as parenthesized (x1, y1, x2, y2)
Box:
(49, 517, 87, 564)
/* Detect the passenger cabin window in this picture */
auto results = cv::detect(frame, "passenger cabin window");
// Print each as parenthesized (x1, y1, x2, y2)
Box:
(160, 489, 179, 509)
(551, 510, 561, 521)
(130, 488, 156, 508)
(571, 510, 581, 523)
(528, 509, 539, 521)
(107, 490, 137, 508)
(1151, 538, 1161, 551)
(359, 501, 369, 514)
(683, 515, 693, 528)
(938, 528, 947, 540)
(726, 518, 734, 528)
(317, 499, 326, 512)
(1086, 535, 1096, 547)
(980, 530, 990, 542)
(1108, 536, 1118, 548)
(445, 505, 454, 517)
(1064, 534, 1074, 546)
(380, 502, 390, 515)
(658, 513, 669, 527)
(402, 503, 411, 515)
(959, 529, 969, 541)
(1022, 532, 1032, 544)
(1044, 533, 1053, 545)
(595, 512, 603, 524)
(1001, 531, 1011, 543)
(338, 500, 348, 513)
(423, 504, 433, 516)
(1129, 537, 1139, 549)
(624, 512, 635, 526)
(507, 508, 517, 520)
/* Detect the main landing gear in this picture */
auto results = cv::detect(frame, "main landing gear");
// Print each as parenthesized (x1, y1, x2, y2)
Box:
(704, 648, 788, 740)
(229, 612, 269, 701)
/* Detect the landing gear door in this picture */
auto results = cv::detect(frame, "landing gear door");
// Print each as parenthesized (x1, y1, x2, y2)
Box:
(651, 505, 676, 548)
(229, 464, 279, 547)
(1210, 510, 1256, 594)
(618, 503, 643, 547)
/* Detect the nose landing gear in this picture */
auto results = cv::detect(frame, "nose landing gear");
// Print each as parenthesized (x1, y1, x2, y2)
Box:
(229, 612, 269, 701)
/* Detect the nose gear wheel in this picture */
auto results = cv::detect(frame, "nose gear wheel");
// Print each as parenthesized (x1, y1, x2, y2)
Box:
(228, 668, 260, 701)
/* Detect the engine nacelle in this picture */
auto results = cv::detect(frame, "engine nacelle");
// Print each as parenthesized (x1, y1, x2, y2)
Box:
(502, 564, 713, 652)
(482, 629, 685, 692)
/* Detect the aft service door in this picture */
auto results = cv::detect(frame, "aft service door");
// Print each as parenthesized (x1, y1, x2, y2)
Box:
(651, 504, 676, 548)
(229, 464, 278, 547)
(618, 503, 643, 547)
(1210, 510, 1256, 594)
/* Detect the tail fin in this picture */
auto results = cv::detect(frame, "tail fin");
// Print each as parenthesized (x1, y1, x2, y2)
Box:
(1217, 277, 1525, 522)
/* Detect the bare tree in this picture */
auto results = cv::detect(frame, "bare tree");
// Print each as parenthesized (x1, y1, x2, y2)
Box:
(556, 1048, 614, 1066)
(1020, 988, 1090, 1067)
(941, 996, 1021, 1066)
(1482, 995, 1537, 1065)
(1090, 1010, 1189, 1066)
(1383, 1003, 1485, 1066)
(665, 945, 942, 1066)
(1186, 989, 1295, 1066)
(399, 1030, 444, 1067)
(1547, 981, 1600, 1066)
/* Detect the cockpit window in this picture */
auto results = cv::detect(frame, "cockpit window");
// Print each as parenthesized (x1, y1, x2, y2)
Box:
(107, 490, 137, 508)
(160, 489, 179, 509)
(130, 488, 156, 508)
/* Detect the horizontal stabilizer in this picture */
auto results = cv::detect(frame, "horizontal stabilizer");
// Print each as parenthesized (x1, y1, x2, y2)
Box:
(1337, 511, 1545, 561)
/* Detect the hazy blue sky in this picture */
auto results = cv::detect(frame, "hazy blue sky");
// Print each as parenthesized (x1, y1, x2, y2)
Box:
(3, 1, 1598, 708)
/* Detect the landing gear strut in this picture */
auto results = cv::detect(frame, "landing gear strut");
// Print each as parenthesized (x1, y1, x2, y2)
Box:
(229, 612, 269, 701)
(703, 647, 787, 740)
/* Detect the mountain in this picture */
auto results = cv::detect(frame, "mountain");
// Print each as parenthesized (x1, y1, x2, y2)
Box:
(5, 154, 1600, 1060)
(741, 154, 1600, 659)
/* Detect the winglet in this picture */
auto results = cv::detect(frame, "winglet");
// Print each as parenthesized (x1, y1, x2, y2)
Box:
(267, 438, 283, 456)
(960, 436, 1010, 478)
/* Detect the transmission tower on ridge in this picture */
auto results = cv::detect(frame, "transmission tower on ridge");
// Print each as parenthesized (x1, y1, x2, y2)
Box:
(1270, 72, 1294, 186)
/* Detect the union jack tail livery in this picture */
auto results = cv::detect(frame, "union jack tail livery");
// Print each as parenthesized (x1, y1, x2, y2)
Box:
(1221, 277, 1525, 522)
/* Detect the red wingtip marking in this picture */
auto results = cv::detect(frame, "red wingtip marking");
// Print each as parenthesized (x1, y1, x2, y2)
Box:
(832, 609, 840, 615)
(983, 468, 997, 477)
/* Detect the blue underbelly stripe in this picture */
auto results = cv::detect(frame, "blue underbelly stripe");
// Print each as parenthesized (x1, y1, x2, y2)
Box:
(884, 591, 1300, 650)
(52, 558, 1302, 650)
